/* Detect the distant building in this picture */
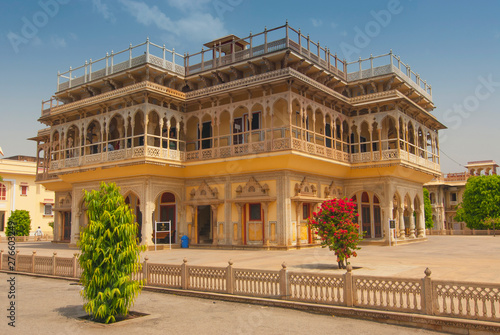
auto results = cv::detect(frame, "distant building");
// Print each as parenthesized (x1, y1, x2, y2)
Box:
(0, 155, 55, 236)
(425, 160, 498, 231)
(31, 23, 445, 247)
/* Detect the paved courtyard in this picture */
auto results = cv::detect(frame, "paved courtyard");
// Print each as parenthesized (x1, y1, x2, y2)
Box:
(0, 273, 443, 334)
(2, 235, 500, 282)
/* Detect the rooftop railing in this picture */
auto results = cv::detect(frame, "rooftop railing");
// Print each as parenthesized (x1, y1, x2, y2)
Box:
(347, 52, 432, 99)
(54, 23, 432, 103)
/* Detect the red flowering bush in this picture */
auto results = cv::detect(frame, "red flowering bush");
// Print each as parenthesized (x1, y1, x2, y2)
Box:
(308, 198, 362, 269)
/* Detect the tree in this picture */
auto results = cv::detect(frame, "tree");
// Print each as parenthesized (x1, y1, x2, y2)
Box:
(79, 182, 145, 324)
(308, 198, 362, 269)
(6, 210, 31, 236)
(455, 175, 500, 230)
(423, 188, 434, 229)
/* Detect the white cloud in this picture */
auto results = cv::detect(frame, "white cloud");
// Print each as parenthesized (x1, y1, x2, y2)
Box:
(331, 22, 339, 29)
(119, 0, 227, 43)
(165, 0, 212, 12)
(339, 31, 348, 37)
(50, 35, 67, 48)
(311, 18, 323, 27)
(92, 0, 116, 23)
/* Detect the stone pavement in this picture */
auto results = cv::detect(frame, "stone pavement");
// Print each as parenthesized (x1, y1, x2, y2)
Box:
(0, 273, 443, 334)
(2, 235, 500, 282)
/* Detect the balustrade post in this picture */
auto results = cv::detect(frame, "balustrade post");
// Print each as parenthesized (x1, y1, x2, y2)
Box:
(84, 61, 88, 83)
(57, 71, 60, 89)
(146, 37, 150, 63)
(181, 258, 188, 289)
(370, 54, 374, 76)
(358, 57, 362, 78)
(389, 49, 393, 68)
(231, 37, 235, 63)
(285, 20, 289, 48)
(201, 48, 205, 71)
(73, 253, 78, 278)
(172, 48, 175, 66)
(226, 260, 234, 294)
(32, 251, 36, 273)
(143, 256, 149, 285)
(129, 44, 132, 68)
(298, 29, 301, 51)
(89, 59, 92, 81)
(344, 264, 354, 307)
(110, 50, 114, 74)
(185, 53, 189, 76)
(163, 44, 166, 64)
(422, 268, 434, 315)
(69, 67, 72, 88)
(105, 52, 109, 75)
(15, 251, 19, 271)
(52, 252, 57, 275)
(249, 33, 253, 57)
(279, 262, 288, 299)
(264, 27, 268, 53)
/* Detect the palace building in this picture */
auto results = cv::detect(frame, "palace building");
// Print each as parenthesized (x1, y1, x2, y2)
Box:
(426, 160, 498, 232)
(31, 23, 445, 248)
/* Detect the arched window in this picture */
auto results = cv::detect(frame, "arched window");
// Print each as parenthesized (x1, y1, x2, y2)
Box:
(0, 183, 6, 201)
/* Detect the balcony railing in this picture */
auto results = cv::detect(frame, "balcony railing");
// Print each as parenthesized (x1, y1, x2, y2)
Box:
(44, 125, 440, 177)
(347, 52, 432, 100)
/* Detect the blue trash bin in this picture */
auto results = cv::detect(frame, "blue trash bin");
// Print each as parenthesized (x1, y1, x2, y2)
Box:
(181, 235, 189, 248)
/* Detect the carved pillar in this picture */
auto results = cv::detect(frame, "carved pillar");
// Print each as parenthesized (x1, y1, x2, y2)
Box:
(262, 202, 269, 246)
(236, 203, 243, 245)
(399, 205, 405, 239)
(142, 180, 154, 247)
(296, 201, 302, 246)
(409, 204, 416, 238)
(417, 205, 425, 238)
(377, 128, 382, 159)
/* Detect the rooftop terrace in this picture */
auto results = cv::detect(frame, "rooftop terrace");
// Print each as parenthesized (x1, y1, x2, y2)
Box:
(54, 23, 432, 100)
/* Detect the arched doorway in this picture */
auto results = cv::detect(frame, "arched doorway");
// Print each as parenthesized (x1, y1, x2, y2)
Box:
(158, 192, 176, 243)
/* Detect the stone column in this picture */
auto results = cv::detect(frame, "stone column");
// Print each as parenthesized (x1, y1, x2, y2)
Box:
(211, 204, 218, 246)
(417, 207, 425, 238)
(296, 201, 302, 246)
(262, 202, 269, 246)
(409, 204, 416, 238)
(399, 205, 405, 239)
(236, 203, 243, 244)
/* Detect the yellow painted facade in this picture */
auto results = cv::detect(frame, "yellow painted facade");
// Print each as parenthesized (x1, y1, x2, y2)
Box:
(0, 156, 55, 236)
(32, 24, 445, 248)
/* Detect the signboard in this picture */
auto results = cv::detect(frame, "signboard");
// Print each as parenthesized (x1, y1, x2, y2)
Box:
(389, 220, 396, 229)
(389, 219, 397, 246)
(154, 220, 172, 251)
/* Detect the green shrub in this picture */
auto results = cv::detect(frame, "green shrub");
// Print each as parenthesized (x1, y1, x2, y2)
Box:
(6, 210, 31, 236)
(79, 182, 145, 324)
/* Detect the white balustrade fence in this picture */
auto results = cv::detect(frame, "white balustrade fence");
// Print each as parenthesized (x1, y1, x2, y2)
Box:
(1, 251, 499, 324)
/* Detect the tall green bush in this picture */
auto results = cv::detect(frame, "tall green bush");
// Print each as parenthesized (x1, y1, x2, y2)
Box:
(423, 188, 434, 229)
(6, 210, 31, 236)
(79, 182, 145, 324)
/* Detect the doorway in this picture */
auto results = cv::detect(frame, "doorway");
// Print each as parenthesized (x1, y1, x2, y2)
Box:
(0, 211, 5, 231)
(197, 205, 212, 244)
(62, 211, 71, 242)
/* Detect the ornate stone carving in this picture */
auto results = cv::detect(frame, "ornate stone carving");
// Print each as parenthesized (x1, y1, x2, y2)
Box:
(294, 177, 317, 197)
(190, 180, 218, 200)
(235, 176, 269, 198)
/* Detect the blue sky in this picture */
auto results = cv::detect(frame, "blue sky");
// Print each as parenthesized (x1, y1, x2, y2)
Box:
(0, 0, 499, 173)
